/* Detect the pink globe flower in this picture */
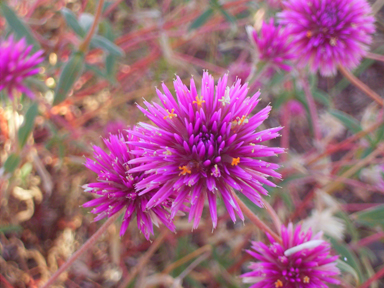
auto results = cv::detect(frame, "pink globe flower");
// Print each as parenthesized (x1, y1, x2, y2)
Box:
(127, 72, 284, 230)
(0, 35, 44, 99)
(279, 0, 376, 76)
(247, 19, 294, 72)
(82, 132, 177, 239)
(242, 224, 340, 288)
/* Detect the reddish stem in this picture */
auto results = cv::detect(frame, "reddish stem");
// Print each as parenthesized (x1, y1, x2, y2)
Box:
(338, 65, 384, 106)
(360, 265, 384, 288)
(355, 232, 384, 248)
(366, 52, 384, 63)
(233, 193, 282, 244)
(0, 274, 14, 288)
(41, 212, 121, 288)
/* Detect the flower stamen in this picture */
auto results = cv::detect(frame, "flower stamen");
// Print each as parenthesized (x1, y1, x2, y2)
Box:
(303, 276, 310, 283)
(193, 95, 205, 107)
(164, 109, 177, 119)
(218, 87, 231, 106)
(179, 165, 192, 175)
(231, 157, 240, 166)
(275, 279, 283, 288)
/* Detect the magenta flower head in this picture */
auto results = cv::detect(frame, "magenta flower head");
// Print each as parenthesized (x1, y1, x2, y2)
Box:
(242, 223, 340, 288)
(246, 19, 294, 72)
(0, 35, 44, 99)
(82, 132, 176, 239)
(279, 0, 375, 76)
(127, 72, 284, 230)
(286, 100, 306, 118)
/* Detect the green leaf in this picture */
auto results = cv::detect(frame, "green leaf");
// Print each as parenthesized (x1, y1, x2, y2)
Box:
(85, 63, 107, 78)
(375, 122, 384, 144)
(4, 153, 20, 173)
(312, 89, 331, 107)
(61, 8, 85, 37)
(0, 2, 40, 48)
(54, 51, 85, 105)
(0, 225, 23, 233)
(217, 5, 236, 26)
(355, 205, 384, 228)
(189, 8, 214, 31)
(90, 35, 125, 56)
(329, 237, 363, 283)
(105, 55, 117, 84)
(273, 91, 290, 110)
(335, 211, 359, 242)
(79, 13, 95, 34)
(99, 20, 117, 83)
(329, 109, 362, 134)
(18, 103, 38, 148)
(336, 259, 360, 284)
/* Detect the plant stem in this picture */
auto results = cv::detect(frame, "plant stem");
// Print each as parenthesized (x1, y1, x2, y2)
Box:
(360, 265, 384, 288)
(338, 65, 384, 106)
(366, 52, 384, 62)
(263, 200, 282, 235)
(306, 119, 384, 166)
(232, 193, 282, 244)
(41, 211, 121, 288)
(323, 145, 384, 195)
(78, 0, 105, 53)
(118, 230, 168, 288)
(301, 76, 321, 141)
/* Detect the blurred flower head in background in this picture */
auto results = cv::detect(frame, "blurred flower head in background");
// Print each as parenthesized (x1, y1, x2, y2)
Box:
(302, 209, 346, 241)
(242, 223, 340, 288)
(279, 0, 375, 76)
(127, 72, 284, 230)
(0, 35, 44, 99)
(102, 120, 128, 138)
(247, 19, 294, 72)
(82, 132, 177, 239)
(228, 60, 251, 85)
(360, 164, 384, 191)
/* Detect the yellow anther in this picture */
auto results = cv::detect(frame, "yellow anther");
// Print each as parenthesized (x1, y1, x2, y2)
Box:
(163, 149, 172, 155)
(239, 115, 248, 125)
(231, 157, 240, 166)
(219, 87, 231, 106)
(164, 108, 177, 119)
(232, 116, 248, 128)
(306, 31, 312, 38)
(193, 95, 205, 107)
(179, 166, 192, 175)
(275, 280, 283, 288)
(303, 276, 310, 283)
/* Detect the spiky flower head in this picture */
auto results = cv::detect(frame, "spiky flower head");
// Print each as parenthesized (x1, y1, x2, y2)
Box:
(279, 0, 375, 76)
(82, 132, 176, 239)
(0, 35, 44, 99)
(242, 223, 340, 288)
(247, 19, 294, 72)
(127, 72, 284, 230)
